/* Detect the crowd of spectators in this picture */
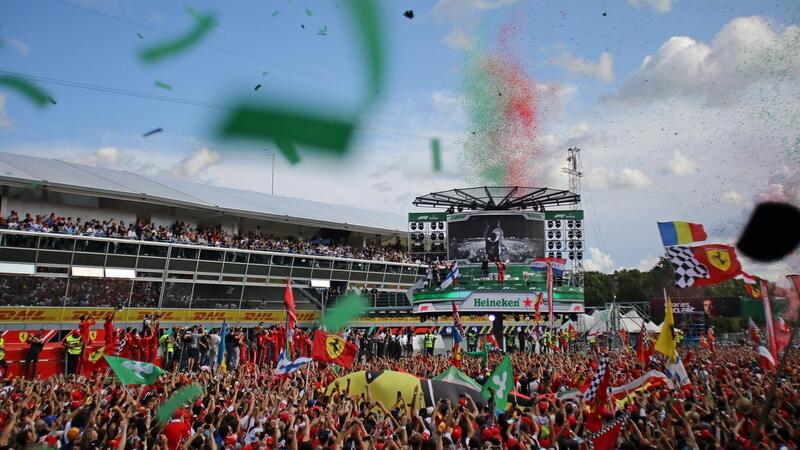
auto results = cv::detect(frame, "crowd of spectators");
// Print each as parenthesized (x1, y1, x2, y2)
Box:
(0, 334, 797, 450)
(0, 211, 412, 263)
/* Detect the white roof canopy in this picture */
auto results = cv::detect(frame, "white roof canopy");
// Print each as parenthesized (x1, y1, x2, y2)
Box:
(0, 152, 407, 235)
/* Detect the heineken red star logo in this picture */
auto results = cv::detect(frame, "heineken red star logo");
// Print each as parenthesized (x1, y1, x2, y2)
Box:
(523, 298, 532, 308)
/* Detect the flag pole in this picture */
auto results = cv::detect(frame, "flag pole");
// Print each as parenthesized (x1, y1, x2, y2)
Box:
(760, 279, 778, 360)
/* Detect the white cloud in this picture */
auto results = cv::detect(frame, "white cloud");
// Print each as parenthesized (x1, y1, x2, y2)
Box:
(635, 255, 660, 271)
(586, 167, 653, 190)
(549, 50, 614, 83)
(628, 0, 673, 13)
(615, 16, 800, 106)
(434, 0, 520, 19)
(69, 147, 156, 173)
(68, 146, 220, 182)
(432, 90, 465, 115)
(7, 38, 30, 56)
(161, 147, 221, 179)
(666, 149, 698, 175)
(0, 94, 12, 130)
(442, 27, 475, 50)
(584, 247, 616, 272)
(722, 191, 742, 204)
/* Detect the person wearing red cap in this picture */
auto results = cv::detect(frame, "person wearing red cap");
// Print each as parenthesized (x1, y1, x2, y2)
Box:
(163, 410, 191, 450)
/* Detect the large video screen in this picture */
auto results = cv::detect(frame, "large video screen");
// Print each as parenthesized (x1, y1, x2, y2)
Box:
(447, 212, 544, 263)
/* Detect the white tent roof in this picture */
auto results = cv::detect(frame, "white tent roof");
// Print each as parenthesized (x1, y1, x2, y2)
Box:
(0, 152, 407, 234)
(646, 321, 661, 332)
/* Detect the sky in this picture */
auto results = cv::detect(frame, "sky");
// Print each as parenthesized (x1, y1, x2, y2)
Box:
(1, 0, 799, 280)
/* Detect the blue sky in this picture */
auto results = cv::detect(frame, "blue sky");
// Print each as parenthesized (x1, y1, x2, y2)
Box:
(1, 0, 799, 279)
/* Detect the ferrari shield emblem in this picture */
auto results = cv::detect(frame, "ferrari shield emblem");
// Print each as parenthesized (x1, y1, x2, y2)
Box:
(325, 335, 346, 359)
(19, 332, 28, 343)
(89, 330, 98, 342)
(706, 249, 731, 272)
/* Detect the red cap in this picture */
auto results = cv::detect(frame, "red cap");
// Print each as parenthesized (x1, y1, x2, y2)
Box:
(225, 434, 238, 445)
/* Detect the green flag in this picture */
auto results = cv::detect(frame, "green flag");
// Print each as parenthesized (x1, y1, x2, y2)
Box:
(480, 355, 513, 413)
(104, 355, 164, 385)
(157, 383, 205, 423)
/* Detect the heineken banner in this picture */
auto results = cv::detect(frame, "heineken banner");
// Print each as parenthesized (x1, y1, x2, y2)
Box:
(414, 292, 584, 314)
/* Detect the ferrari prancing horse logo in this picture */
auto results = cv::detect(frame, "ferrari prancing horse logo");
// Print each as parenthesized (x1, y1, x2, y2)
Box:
(325, 336, 346, 359)
(706, 249, 732, 272)
(89, 330, 98, 341)
(19, 332, 28, 343)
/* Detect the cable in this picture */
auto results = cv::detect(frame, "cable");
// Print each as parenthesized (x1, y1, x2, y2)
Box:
(0, 69, 457, 144)
(48, 0, 415, 107)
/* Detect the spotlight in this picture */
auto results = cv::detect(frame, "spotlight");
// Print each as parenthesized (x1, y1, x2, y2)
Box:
(555, 242, 562, 249)
(488, 314, 496, 322)
(555, 231, 562, 239)
(548, 242, 554, 249)
(569, 252, 575, 260)
(457, 206, 464, 212)
(470, 201, 477, 210)
(576, 231, 583, 239)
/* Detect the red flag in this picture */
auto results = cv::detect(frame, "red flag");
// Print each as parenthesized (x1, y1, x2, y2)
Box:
(776, 316, 791, 355)
(707, 328, 716, 352)
(588, 416, 625, 450)
(451, 342, 462, 368)
(761, 280, 778, 361)
(689, 244, 743, 287)
(311, 331, 356, 367)
(699, 334, 708, 349)
(636, 326, 653, 368)
(747, 318, 761, 344)
(740, 272, 763, 299)
(758, 345, 776, 371)
(619, 329, 628, 348)
(568, 323, 577, 340)
(284, 278, 297, 330)
(534, 293, 542, 324)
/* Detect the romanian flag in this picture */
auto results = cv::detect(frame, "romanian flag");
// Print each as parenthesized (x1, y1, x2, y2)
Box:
(657, 221, 707, 246)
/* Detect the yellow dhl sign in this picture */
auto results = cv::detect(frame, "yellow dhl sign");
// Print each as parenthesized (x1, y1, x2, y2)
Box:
(0, 307, 319, 324)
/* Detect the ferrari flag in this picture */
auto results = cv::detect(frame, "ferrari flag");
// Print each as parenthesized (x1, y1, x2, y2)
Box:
(312, 330, 357, 368)
(666, 244, 742, 288)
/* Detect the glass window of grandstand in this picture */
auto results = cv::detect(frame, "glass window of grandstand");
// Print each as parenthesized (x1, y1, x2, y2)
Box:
(171, 246, 198, 260)
(352, 262, 368, 272)
(74, 239, 108, 253)
(39, 236, 76, 252)
(241, 286, 282, 310)
(2, 233, 38, 249)
(64, 277, 132, 308)
(162, 282, 192, 308)
(225, 250, 248, 263)
(139, 244, 168, 258)
(0, 275, 67, 307)
(130, 281, 162, 308)
(333, 260, 351, 270)
(191, 283, 242, 310)
(109, 241, 138, 255)
(199, 249, 224, 261)
(249, 253, 271, 265)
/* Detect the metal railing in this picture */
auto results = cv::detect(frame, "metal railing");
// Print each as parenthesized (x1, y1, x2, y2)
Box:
(0, 229, 425, 310)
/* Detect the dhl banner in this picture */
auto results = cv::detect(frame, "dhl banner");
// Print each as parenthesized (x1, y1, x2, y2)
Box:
(0, 307, 320, 325)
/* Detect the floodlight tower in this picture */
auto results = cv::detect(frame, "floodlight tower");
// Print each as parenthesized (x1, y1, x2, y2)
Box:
(562, 148, 584, 286)
(563, 147, 583, 196)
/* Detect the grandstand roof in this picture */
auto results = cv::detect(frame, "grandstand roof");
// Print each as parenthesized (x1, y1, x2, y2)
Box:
(0, 152, 406, 234)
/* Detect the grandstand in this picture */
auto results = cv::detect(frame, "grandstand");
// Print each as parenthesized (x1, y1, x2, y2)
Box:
(0, 152, 424, 329)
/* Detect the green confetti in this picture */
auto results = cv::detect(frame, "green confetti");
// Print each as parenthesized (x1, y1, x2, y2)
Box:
(322, 294, 368, 332)
(317, 25, 328, 36)
(0, 75, 55, 108)
(219, 106, 355, 164)
(348, 0, 384, 99)
(154, 80, 173, 90)
(216, 0, 384, 163)
(272, 10, 280, 17)
(306, 8, 313, 16)
(261, 70, 269, 76)
(136, 32, 144, 39)
(139, 9, 215, 63)
(431, 138, 442, 171)
(157, 383, 204, 424)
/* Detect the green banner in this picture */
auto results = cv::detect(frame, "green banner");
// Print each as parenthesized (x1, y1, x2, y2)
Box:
(545, 210, 584, 220)
(408, 212, 448, 222)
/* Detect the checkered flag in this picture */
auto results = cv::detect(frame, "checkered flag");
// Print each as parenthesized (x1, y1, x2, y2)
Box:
(583, 352, 609, 404)
(584, 412, 629, 450)
(666, 246, 709, 288)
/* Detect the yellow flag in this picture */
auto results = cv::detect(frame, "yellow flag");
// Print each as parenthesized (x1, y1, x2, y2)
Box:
(88, 346, 105, 363)
(655, 294, 676, 361)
